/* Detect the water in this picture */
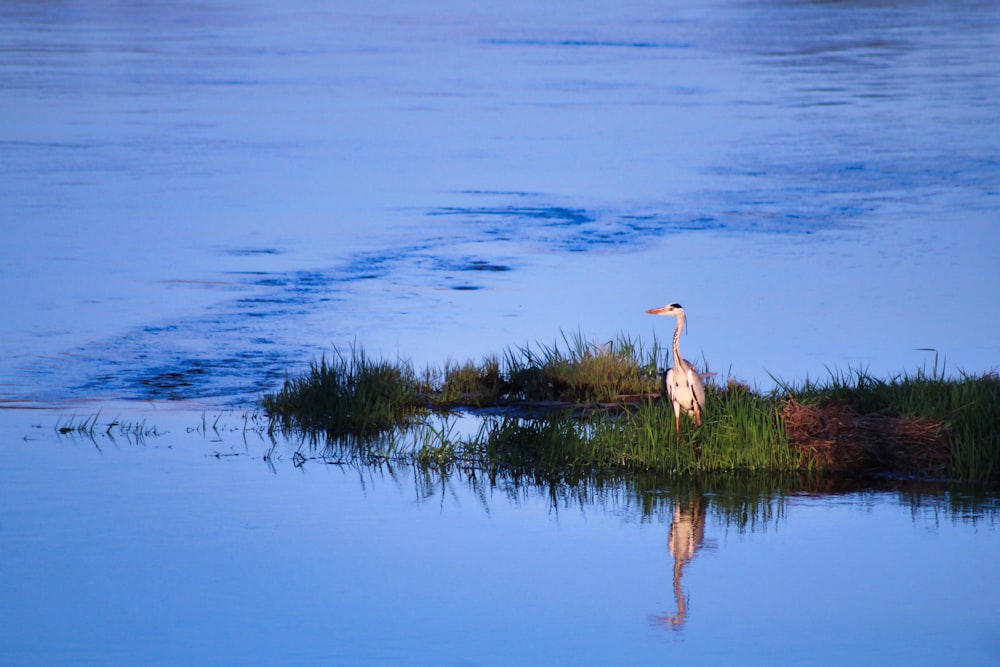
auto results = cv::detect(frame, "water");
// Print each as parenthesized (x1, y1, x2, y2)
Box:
(2, 0, 998, 404)
(1, 410, 998, 666)
(2, 1, 1000, 664)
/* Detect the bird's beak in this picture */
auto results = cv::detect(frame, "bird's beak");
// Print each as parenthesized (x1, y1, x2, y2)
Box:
(646, 306, 670, 315)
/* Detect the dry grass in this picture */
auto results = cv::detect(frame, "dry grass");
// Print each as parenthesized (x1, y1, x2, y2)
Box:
(782, 400, 950, 477)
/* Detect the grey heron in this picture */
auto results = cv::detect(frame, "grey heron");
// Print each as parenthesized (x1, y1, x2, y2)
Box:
(646, 303, 706, 432)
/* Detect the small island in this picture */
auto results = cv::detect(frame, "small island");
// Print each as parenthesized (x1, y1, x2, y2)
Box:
(262, 335, 1000, 482)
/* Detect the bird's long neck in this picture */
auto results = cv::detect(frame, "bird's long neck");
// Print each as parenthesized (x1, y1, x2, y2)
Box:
(672, 313, 684, 365)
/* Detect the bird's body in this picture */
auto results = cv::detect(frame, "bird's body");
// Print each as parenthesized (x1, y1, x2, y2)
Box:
(646, 303, 706, 432)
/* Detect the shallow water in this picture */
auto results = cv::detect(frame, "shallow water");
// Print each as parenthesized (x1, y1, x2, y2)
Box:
(2, 2, 1000, 664)
(1, 409, 998, 666)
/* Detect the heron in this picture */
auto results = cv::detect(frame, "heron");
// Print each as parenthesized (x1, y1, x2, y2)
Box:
(645, 303, 706, 433)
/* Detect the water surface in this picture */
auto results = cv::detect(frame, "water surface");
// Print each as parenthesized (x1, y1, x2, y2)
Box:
(1, 0, 998, 404)
(1, 2, 999, 664)
(1, 410, 998, 666)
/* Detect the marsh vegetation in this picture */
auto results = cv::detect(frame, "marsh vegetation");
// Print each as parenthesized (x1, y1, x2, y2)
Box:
(262, 337, 1000, 482)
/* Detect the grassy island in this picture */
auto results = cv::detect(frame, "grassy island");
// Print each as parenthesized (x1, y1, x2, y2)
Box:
(262, 336, 1000, 481)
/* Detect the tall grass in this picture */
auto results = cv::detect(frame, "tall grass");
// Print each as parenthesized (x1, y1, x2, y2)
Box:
(264, 333, 663, 433)
(262, 348, 426, 436)
(503, 331, 662, 402)
(469, 384, 799, 480)
(425, 355, 507, 408)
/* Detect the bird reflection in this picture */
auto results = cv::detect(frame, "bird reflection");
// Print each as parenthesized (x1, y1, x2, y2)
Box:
(652, 494, 707, 630)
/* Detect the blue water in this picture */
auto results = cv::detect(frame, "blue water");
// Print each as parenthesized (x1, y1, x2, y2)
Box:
(2, 410, 999, 666)
(2, 1, 1000, 664)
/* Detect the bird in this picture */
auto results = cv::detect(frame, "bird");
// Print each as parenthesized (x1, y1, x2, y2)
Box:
(645, 303, 706, 433)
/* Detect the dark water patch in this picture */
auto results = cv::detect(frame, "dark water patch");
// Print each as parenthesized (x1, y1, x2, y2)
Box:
(0, 140, 93, 150)
(430, 205, 594, 227)
(428, 201, 657, 252)
(707, 154, 1000, 225)
(430, 257, 513, 273)
(247, 276, 287, 287)
(458, 189, 542, 197)
(138, 366, 209, 396)
(426, 193, 835, 252)
(464, 260, 511, 272)
(235, 269, 339, 292)
(718, 0, 993, 59)
(79, 347, 292, 403)
(225, 247, 283, 257)
(484, 38, 689, 50)
(74, 341, 283, 399)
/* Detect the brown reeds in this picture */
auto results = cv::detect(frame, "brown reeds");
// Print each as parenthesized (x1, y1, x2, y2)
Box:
(781, 399, 950, 477)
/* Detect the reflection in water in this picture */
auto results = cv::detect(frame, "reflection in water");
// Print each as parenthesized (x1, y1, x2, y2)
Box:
(274, 425, 1000, 638)
(4, 412, 999, 666)
(654, 493, 708, 630)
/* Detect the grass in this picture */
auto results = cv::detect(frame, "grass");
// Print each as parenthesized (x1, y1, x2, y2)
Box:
(501, 331, 663, 403)
(263, 347, 428, 436)
(782, 362, 1000, 481)
(54, 412, 162, 445)
(263, 333, 665, 433)
(261, 338, 1000, 481)
(461, 382, 798, 479)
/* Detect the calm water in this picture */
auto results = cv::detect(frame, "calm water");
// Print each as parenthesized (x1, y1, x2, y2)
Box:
(2, 1, 1000, 664)
(1, 0, 998, 403)
(2, 409, 999, 666)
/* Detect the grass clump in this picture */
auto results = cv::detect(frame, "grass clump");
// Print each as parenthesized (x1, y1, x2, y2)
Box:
(263, 334, 662, 435)
(425, 355, 507, 408)
(262, 348, 426, 436)
(503, 332, 662, 403)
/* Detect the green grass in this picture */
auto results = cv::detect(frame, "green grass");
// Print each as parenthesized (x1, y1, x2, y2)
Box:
(261, 338, 1000, 481)
(425, 355, 507, 408)
(262, 347, 428, 436)
(502, 331, 663, 403)
(264, 333, 664, 434)
(464, 383, 798, 479)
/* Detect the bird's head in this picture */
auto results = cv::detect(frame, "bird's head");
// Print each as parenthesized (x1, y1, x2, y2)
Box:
(645, 303, 684, 317)
(646, 302, 688, 334)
